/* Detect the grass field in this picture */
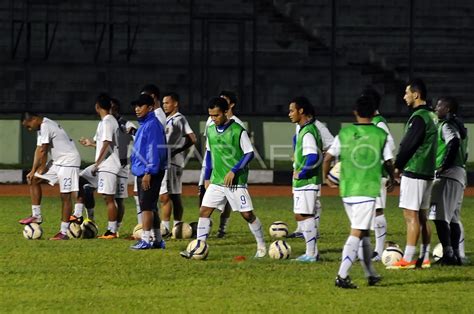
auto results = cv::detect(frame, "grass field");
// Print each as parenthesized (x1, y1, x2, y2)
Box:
(1, 194, 473, 313)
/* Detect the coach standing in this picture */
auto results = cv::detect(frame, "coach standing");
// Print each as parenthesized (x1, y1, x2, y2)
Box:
(390, 78, 437, 269)
(130, 94, 168, 250)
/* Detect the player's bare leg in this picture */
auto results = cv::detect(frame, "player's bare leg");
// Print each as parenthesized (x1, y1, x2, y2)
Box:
(20, 176, 45, 224)
(218, 202, 231, 238)
(116, 198, 125, 232)
(416, 209, 431, 267)
(160, 193, 172, 236)
(98, 194, 118, 238)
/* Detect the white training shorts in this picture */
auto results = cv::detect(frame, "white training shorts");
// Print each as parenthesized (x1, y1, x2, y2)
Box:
(429, 177, 464, 223)
(159, 169, 169, 195)
(115, 165, 129, 199)
(375, 177, 388, 210)
(167, 164, 183, 194)
(80, 165, 117, 195)
(201, 184, 253, 213)
(34, 164, 80, 193)
(399, 176, 433, 211)
(342, 196, 376, 230)
(293, 185, 321, 215)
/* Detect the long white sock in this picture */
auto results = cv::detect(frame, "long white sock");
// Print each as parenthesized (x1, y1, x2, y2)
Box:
(32, 205, 41, 217)
(314, 208, 321, 238)
(108, 221, 117, 233)
(73, 203, 84, 217)
(162, 220, 170, 231)
(419, 244, 430, 261)
(302, 218, 317, 257)
(358, 237, 377, 277)
(403, 245, 416, 262)
(60, 221, 69, 235)
(295, 220, 303, 233)
(248, 217, 265, 249)
(134, 196, 142, 224)
(459, 221, 465, 258)
(374, 215, 387, 256)
(338, 235, 360, 279)
(142, 230, 151, 243)
(197, 217, 211, 240)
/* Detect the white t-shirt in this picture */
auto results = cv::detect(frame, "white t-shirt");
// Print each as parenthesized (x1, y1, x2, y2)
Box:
(296, 119, 334, 151)
(373, 120, 396, 155)
(166, 112, 194, 167)
(328, 135, 394, 162)
(154, 107, 167, 128)
(302, 133, 319, 156)
(93, 114, 121, 173)
(36, 117, 81, 167)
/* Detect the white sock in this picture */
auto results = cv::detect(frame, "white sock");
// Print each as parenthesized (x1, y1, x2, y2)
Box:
(358, 237, 377, 277)
(162, 220, 170, 231)
(73, 203, 84, 217)
(142, 230, 151, 243)
(197, 217, 211, 240)
(248, 217, 266, 249)
(60, 221, 69, 235)
(419, 244, 430, 261)
(108, 221, 118, 233)
(295, 220, 303, 233)
(314, 209, 321, 238)
(459, 221, 465, 258)
(338, 235, 360, 279)
(173, 220, 182, 227)
(134, 196, 142, 224)
(374, 214, 387, 256)
(403, 245, 416, 262)
(302, 218, 317, 257)
(32, 205, 41, 217)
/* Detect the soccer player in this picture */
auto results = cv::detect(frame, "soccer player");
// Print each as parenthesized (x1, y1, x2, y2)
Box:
(428, 96, 468, 265)
(181, 97, 266, 259)
(390, 78, 437, 269)
(197, 90, 246, 238)
(79, 93, 121, 239)
(161, 92, 197, 234)
(288, 96, 322, 262)
(20, 112, 81, 240)
(362, 86, 396, 261)
(323, 95, 395, 289)
(130, 94, 167, 250)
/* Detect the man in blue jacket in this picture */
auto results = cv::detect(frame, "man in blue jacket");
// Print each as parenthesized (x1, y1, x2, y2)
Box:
(130, 94, 168, 250)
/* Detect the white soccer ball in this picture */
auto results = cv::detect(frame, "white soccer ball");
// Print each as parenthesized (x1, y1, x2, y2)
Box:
(172, 222, 193, 239)
(81, 220, 98, 239)
(268, 240, 292, 259)
(381, 246, 403, 266)
(23, 223, 43, 240)
(133, 224, 143, 240)
(432, 243, 443, 262)
(328, 161, 341, 185)
(269, 221, 289, 238)
(67, 222, 82, 239)
(186, 239, 209, 260)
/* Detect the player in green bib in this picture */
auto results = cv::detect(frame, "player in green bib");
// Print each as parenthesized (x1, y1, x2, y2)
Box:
(429, 96, 468, 265)
(391, 78, 438, 269)
(323, 95, 395, 289)
(289, 97, 322, 262)
(180, 97, 266, 259)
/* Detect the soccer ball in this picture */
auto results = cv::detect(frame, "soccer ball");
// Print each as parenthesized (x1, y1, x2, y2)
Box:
(133, 224, 143, 240)
(432, 243, 443, 262)
(328, 161, 341, 185)
(67, 222, 82, 239)
(23, 223, 43, 240)
(81, 220, 98, 239)
(186, 239, 209, 260)
(381, 246, 403, 266)
(172, 222, 193, 239)
(269, 221, 289, 238)
(268, 240, 292, 259)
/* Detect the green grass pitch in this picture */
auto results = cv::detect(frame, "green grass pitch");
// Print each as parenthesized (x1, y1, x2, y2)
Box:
(1, 194, 473, 312)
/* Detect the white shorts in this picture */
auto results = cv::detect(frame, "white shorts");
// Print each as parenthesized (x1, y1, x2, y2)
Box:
(159, 169, 168, 195)
(115, 165, 129, 199)
(399, 176, 433, 211)
(80, 165, 98, 188)
(293, 185, 320, 215)
(375, 177, 388, 210)
(201, 184, 253, 212)
(429, 178, 464, 223)
(35, 164, 80, 193)
(343, 196, 376, 230)
(81, 165, 117, 195)
(167, 165, 183, 194)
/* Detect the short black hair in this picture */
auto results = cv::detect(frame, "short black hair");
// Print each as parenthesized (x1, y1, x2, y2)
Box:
(219, 90, 238, 106)
(290, 96, 315, 116)
(354, 95, 375, 118)
(96, 93, 112, 110)
(22, 111, 39, 121)
(141, 84, 160, 99)
(133, 94, 154, 107)
(361, 86, 381, 110)
(163, 92, 180, 103)
(407, 78, 427, 101)
(208, 96, 229, 111)
(437, 96, 459, 114)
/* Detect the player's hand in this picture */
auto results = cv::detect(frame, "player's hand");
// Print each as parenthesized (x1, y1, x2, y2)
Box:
(325, 177, 338, 188)
(26, 171, 35, 185)
(91, 164, 98, 176)
(79, 137, 94, 147)
(36, 166, 46, 175)
(224, 171, 235, 188)
(127, 127, 137, 135)
(204, 180, 210, 190)
(386, 178, 395, 193)
(293, 171, 300, 179)
(142, 174, 151, 191)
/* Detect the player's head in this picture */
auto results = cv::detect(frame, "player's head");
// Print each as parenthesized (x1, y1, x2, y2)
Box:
(110, 98, 121, 117)
(361, 86, 381, 111)
(21, 112, 42, 131)
(288, 96, 315, 124)
(140, 84, 160, 109)
(208, 96, 229, 126)
(435, 96, 459, 119)
(353, 95, 376, 119)
(219, 90, 238, 112)
(133, 94, 155, 119)
(162, 92, 180, 116)
(404, 78, 427, 107)
(95, 93, 112, 113)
